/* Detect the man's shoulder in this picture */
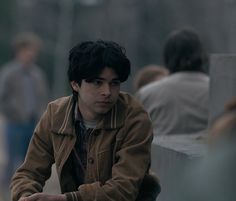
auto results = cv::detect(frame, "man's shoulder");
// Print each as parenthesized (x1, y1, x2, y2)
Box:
(118, 92, 144, 110)
(117, 92, 149, 119)
(105, 92, 151, 130)
(0, 63, 21, 84)
(118, 92, 152, 127)
(49, 95, 72, 105)
(118, 92, 134, 104)
(48, 96, 73, 112)
(0, 61, 19, 74)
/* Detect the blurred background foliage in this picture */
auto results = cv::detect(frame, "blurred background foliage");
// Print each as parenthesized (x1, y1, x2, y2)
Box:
(0, 0, 235, 98)
(0, 0, 15, 67)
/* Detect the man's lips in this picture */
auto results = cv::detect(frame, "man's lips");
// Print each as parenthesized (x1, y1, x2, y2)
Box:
(96, 101, 112, 105)
(97, 101, 112, 104)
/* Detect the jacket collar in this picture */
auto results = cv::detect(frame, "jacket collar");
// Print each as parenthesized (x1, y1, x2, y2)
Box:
(52, 93, 127, 135)
(51, 96, 75, 136)
(96, 96, 126, 130)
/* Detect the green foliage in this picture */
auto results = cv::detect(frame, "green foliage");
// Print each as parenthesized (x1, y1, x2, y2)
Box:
(0, 0, 15, 67)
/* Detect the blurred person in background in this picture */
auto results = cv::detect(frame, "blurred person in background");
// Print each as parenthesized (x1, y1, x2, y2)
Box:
(136, 28, 209, 136)
(10, 40, 160, 201)
(133, 64, 169, 92)
(173, 97, 236, 201)
(209, 97, 236, 139)
(0, 32, 49, 190)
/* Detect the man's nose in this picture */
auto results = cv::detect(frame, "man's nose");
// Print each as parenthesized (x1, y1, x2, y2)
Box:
(101, 83, 111, 96)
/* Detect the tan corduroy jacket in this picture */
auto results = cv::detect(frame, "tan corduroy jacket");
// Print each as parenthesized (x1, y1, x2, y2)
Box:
(11, 92, 160, 201)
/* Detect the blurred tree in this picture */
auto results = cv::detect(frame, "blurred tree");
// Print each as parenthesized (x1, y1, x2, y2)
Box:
(52, 0, 74, 98)
(0, 0, 16, 66)
(3, 0, 235, 95)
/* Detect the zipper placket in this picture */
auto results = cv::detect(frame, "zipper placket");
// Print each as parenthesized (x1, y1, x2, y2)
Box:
(86, 129, 100, 182)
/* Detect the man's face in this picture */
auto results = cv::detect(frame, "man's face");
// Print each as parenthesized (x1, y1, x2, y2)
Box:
(16, 46, 39, 66)
(73, 67, 121, 121)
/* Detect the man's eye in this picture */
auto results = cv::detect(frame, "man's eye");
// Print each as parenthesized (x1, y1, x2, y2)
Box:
(111, 81, 121, 86)
(93, 79, 103, 86)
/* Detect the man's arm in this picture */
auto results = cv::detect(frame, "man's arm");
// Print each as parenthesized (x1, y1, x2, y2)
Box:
(11, 105, 55, 201)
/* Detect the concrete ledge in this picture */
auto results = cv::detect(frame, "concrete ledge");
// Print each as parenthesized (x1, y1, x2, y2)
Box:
(151, 133, 206, 201)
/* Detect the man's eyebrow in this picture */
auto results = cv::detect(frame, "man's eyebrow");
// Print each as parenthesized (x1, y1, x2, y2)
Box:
(94, 77, 104, 80)
(95, 77, 120, 81)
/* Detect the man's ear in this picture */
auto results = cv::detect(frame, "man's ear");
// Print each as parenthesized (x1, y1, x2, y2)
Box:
(70, 81, 79, 92)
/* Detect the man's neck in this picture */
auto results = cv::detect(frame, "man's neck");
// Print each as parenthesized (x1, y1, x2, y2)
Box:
(78, 105, 101, 122)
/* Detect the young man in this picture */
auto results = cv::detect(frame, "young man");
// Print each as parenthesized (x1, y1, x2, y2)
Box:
(11, 40, 160, 201)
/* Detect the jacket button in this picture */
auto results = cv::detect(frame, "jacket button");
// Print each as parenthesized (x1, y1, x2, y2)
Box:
(88, 157, 94, 164)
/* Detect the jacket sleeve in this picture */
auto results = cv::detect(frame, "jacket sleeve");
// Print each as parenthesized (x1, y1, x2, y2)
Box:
(10, 105, 54, 201)
(65, 108, 154, 201)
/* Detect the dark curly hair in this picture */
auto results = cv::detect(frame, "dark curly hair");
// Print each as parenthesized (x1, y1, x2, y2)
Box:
(68, 40, 131, 85)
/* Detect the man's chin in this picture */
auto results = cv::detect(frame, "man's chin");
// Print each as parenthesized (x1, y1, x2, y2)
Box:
(96, 107, 112, 115)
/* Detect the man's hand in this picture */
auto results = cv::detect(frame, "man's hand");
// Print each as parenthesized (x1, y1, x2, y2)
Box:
(19, 193, 66, 201)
